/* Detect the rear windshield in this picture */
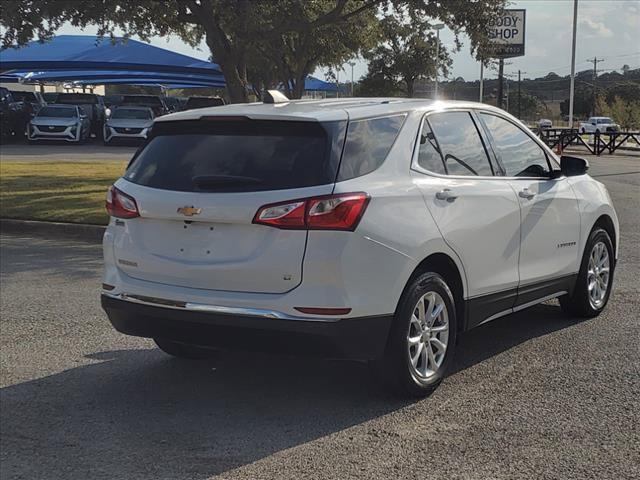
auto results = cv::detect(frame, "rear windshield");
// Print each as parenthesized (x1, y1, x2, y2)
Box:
(124, 119, 346, 192)
(112, 108, 152, 120)
(37, 106, 77, 118)
(55, 94, 98, 104)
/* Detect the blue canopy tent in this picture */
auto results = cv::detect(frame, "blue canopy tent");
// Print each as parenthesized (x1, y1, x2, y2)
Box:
(3, 69, 225, 87)
(303, 76, 338, 92)
(0, 35, 223, 77)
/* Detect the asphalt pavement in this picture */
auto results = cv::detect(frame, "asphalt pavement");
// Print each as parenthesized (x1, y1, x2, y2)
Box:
(0, 154, 638, 480)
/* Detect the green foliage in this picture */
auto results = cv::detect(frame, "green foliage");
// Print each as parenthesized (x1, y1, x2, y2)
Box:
(506, 91, 541, 119)
(361, 13, 452, 97)
(608, 96, 640, 130)
(1, 0, 507, 102)
(560, 85, 594, 118)
(605, 82, 640, 105)
(356, 73, 403, 97)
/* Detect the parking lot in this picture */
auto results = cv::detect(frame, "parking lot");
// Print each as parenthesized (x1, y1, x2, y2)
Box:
(0, 153, 639, 480)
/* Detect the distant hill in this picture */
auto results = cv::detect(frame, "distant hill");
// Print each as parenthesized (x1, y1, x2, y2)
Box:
(433, 67, 640, 120)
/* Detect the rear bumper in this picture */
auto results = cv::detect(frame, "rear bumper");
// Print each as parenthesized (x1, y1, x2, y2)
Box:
(101, 294, 393, 360)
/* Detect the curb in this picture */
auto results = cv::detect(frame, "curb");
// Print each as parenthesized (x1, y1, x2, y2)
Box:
(0, 219, 105, 243)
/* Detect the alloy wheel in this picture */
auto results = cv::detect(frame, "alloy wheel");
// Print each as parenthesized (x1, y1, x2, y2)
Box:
(407, 291, 449, 379)
(587, 241, 610, 309)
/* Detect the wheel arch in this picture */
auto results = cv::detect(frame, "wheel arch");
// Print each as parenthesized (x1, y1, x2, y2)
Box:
(401, 252, 466, 335)
(592, 214, 617, 260)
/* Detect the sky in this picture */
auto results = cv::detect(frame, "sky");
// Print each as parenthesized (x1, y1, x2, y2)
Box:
(53, 0, 640, 83)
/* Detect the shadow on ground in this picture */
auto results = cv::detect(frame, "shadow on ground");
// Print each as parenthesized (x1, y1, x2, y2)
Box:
(0, 235, 102, 281)
(0, 302, 581, 479)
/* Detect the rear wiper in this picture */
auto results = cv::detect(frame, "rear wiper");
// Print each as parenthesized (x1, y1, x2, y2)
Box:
(192, 175, 263, 190)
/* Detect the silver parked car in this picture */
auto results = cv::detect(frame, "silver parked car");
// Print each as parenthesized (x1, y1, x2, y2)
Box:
(104, 106, 154, 144)
(27, 104, 90, 143)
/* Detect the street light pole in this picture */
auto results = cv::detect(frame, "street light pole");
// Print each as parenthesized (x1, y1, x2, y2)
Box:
(479, 60, 484, 103)
(569, 0, 578, 129)
(348, 61, 355, 97)
(433, 24, 445, 99)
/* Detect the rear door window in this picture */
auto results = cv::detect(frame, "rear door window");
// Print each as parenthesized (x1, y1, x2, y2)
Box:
(427, 111, 494, 176)
(125, 119, 346, 192)
(337, 115, 406, 181)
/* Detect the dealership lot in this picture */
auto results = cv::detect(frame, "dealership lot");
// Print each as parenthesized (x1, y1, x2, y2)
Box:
(0, 154, 638, 479)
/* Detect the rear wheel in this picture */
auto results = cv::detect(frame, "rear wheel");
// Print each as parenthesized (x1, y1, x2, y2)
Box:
(154, 338, 219, 360)
(560, 228, 614, 318)
(374, 272, 457, 397)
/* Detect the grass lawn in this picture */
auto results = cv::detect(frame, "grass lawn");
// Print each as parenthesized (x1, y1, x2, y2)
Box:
(0, 161, 127, 225)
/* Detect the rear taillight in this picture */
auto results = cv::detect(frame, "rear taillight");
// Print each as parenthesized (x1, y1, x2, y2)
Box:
(106, 185, 140, 219)
(253, 192, 369, 231)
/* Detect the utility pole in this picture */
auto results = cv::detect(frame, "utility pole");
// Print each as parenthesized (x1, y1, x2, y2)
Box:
(518, 70, 521, 119)
(588, 56, 604, 116)
(569, 0, 578, 129)
(497, 58, 504, 109)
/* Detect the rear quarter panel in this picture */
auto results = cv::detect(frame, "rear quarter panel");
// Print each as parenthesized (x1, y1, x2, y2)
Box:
(315, 111, 467, 317)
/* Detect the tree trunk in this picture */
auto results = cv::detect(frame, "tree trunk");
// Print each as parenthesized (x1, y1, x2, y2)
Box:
(406, 79, 414, 98)
(223, 68, 249, 103)
(292, 73, 307, 99)
(202, 18, 249, 103)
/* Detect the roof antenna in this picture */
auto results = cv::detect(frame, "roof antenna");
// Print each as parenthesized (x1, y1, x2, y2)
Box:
(263, 90, 289, 104)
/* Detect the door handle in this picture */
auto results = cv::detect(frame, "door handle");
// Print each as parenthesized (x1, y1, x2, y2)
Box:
(435, 189, 458, 201)
(518, 188, 536, 200)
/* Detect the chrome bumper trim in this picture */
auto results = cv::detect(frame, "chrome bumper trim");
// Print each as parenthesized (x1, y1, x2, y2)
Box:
(101, 292, 340, 322)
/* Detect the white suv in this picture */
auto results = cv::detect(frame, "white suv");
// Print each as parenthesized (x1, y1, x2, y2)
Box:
(101, 98, 619, 397)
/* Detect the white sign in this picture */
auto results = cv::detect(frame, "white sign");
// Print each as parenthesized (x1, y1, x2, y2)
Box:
(487, 9, 526, 58)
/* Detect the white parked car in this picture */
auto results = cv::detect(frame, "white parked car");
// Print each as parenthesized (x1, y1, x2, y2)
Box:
(101, 97, 619, 397)
(538, 118, 552, 129)
(27, 104, 90, 143)
(579, 117, 619, 134)
(103, 106, 154, 144)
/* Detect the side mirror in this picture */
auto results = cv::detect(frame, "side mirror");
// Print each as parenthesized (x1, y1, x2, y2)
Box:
(560, 155, 589, 177)
(591, 121, 596, 125)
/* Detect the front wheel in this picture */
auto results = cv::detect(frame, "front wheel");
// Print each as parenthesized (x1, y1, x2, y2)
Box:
(154, 338, 219, 359)
(560, 228, 614, 318)
(374, 272, 457, 397)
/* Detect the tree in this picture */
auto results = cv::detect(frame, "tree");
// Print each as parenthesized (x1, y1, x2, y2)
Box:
(560, 84, 593, 118)
(362, 13, 452, 97)
(605, 82, 640, 105)
(607, 96, 640, 130)
(356, 72, 403, 97)
(1, 0, 507, 103)
(507, 91, 541, 119)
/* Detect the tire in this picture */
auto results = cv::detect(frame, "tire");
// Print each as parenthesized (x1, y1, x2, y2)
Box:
(154, 338, 219, 360)
(374, 272, 458, 397)
(560, 228, 615, 318)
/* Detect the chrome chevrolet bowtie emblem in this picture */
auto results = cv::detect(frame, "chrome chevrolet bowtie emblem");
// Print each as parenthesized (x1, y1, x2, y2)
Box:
(177, 206, 202, 216)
